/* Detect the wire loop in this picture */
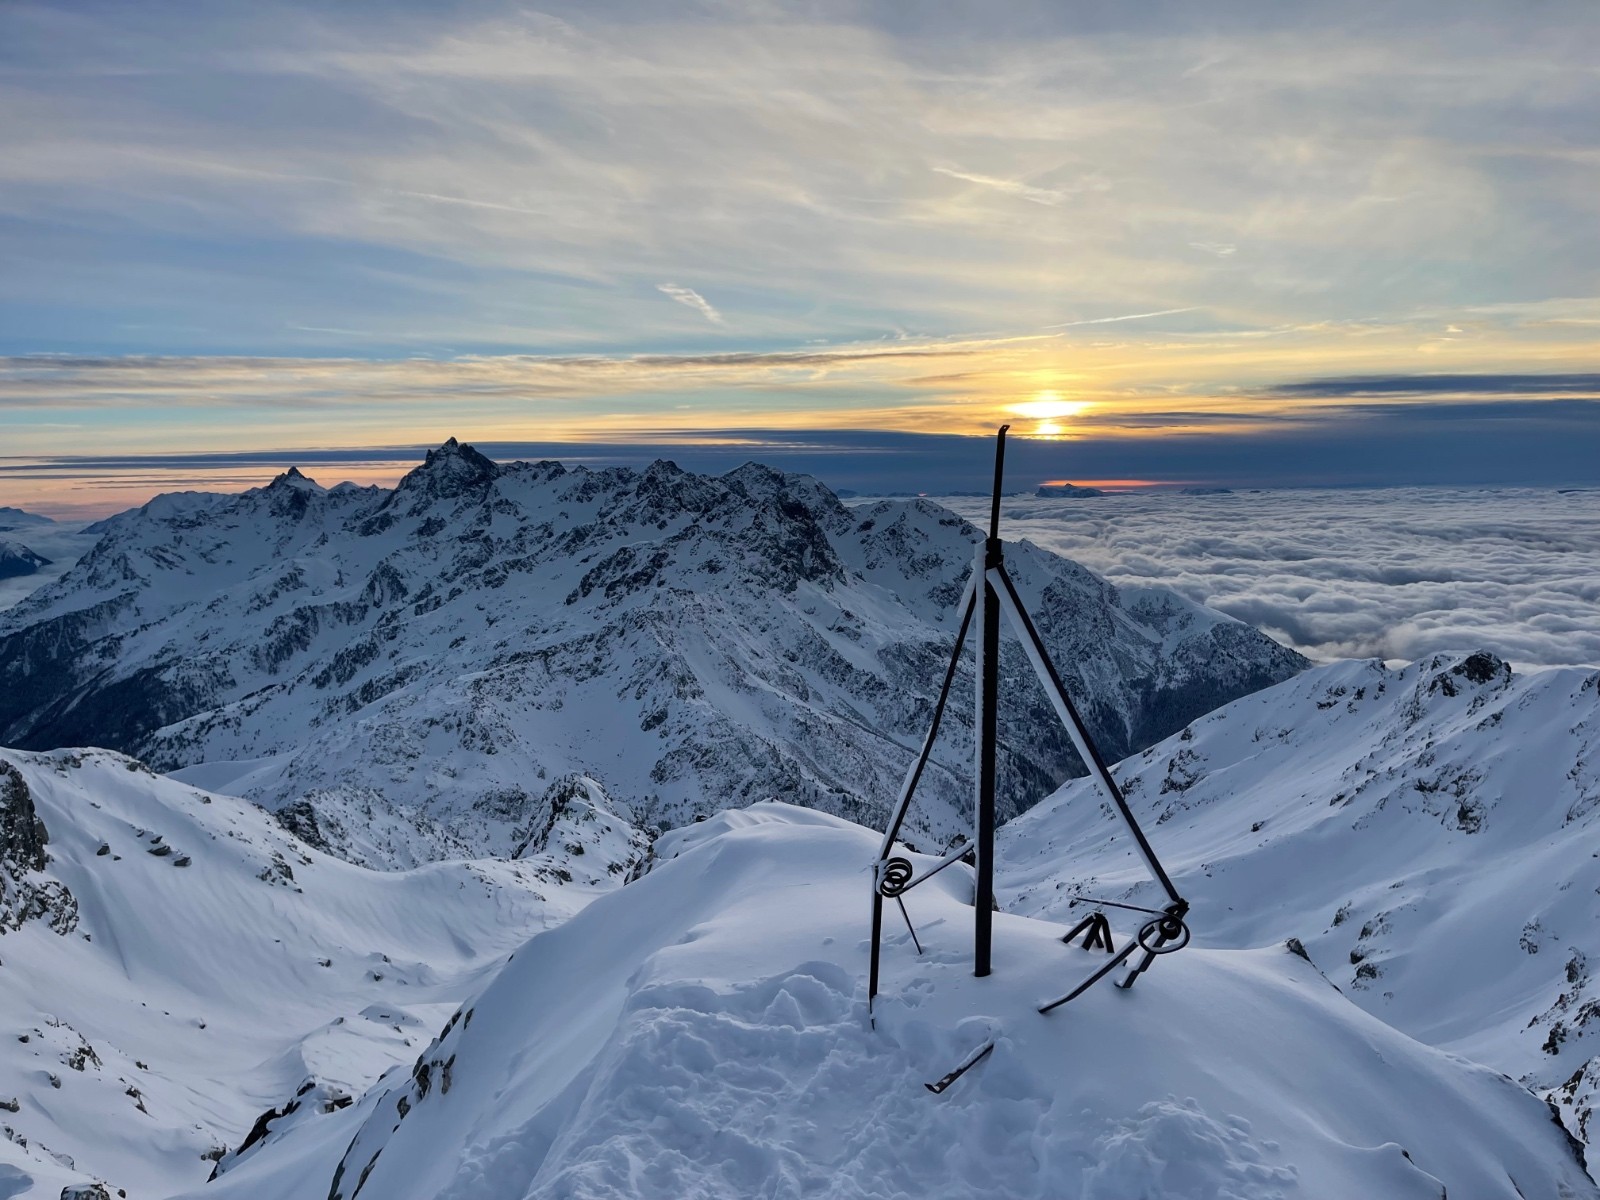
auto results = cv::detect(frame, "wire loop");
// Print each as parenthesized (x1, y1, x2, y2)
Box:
(1136, 913, 1191, 954)
(878, 857, 914, 898)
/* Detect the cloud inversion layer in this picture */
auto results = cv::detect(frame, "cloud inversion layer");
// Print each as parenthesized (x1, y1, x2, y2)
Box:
(945, 490, 1600, 670)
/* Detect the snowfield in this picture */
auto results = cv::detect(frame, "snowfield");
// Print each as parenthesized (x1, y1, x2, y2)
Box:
(998, 650, 1600, 1162)
(186, 805, 1594, 1200)
(3, 653, 1598, 1195)
(0, 747, 639, 1198)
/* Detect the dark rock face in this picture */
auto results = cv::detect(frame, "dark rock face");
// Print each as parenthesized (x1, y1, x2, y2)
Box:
(274, 799, 332, 854)
(0, 760, 77, 933)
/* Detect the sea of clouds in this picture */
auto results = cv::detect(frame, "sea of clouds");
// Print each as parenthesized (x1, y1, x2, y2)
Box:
(940, 488, 1600, 671)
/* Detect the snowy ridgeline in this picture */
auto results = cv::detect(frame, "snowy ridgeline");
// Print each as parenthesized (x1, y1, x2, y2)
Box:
(1, 649, 1599, 1197)
(998, 650, 1600, 1167)
(191, 806, 1590, 1200)
(0, 441, 1303, 867)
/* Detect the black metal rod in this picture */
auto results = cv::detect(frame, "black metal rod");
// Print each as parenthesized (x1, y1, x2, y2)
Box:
(868, 883, 884, 1022)
(974, 426, 1008, 978)
(894, 841, 972, 895)
(871, 584, 976, 1013)
(988, 423, 1010, 540)
(992, 563, 1185, 908)
(925, 1040, 995, 1094)
(877, 584, 976, 859)
(896, 896, 923, 955)
(1039, 939, 1142, 1014)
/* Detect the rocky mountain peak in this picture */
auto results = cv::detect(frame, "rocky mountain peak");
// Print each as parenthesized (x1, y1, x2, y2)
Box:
(248, 465, 328, 521)
(400, 438, 499, 497)
(270, 466, 321, 491)
(0, 444, 1307, 868)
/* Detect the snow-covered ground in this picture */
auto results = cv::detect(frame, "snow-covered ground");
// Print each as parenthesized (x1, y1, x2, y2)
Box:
(3, 653, 1597, 1195)
(940, 487, 1600, 669)
(0, 747, 640, 1198)
(181, 804, 1595, 1200)
(998, 650, 1600, 1159)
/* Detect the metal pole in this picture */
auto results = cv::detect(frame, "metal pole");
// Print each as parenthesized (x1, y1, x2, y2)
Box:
(973, 425, 1009, 977)
(870, 580, 976, 1018)
(990, 563, 1185, 909)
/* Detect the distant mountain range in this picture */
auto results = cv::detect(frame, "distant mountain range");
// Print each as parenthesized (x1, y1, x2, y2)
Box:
(0, 439, 1305, 867)
(0, 506, 55, 532)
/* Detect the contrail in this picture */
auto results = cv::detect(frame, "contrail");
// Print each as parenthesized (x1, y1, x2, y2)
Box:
(1045, 307, 1197, 329)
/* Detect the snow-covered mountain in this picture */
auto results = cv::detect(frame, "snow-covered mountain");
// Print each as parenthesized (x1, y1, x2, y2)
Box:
(0, 508, 54, 533)
(997, 650, 1600, 1158)
(0, 746, 642, 1198)
(0, 440, 1304, 867)
(0, 540, 49, 581)
(182, 803, 1595, 1200)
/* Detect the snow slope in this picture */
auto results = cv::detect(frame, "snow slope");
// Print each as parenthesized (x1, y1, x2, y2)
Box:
(997, 650, 1600, 1157)
(198, 804, 1594, 1200)
(0, 441, 1303, 866)
(0, 747, 642, 1199)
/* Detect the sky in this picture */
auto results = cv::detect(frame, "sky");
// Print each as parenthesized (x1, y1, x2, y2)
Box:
(3, 0, 1599, 513)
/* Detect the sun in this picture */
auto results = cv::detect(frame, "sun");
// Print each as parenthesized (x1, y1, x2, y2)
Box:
(1010, 391, 1088, 421)
(1010, 391, 1087, 437)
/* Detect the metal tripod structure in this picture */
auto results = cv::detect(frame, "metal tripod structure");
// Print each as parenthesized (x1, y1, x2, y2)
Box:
(868, 426, 1190, 1027)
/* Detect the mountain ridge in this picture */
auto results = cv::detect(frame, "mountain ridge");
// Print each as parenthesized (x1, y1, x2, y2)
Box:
(0, 440, 1306, 867)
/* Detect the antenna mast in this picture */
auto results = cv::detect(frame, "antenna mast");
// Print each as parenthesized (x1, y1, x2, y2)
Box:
(869, 425, 1189, 1022)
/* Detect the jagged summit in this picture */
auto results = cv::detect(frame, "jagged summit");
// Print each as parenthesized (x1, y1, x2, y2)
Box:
(395, 437, 500, 498)
(269, 465, 322, 491)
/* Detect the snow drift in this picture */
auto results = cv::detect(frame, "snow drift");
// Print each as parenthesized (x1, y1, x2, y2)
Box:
(200, 804, 1594, 1200)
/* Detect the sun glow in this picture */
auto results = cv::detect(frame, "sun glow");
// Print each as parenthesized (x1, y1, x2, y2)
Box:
(1010, 391, 1089, 421)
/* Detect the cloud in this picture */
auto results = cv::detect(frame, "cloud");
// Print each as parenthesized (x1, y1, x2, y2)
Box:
(1269, 373, 1600, 399)
(947, 490, 1600, 670)
(931, 167, 1072, 206)
(5, 0, 1600, 367)
(1042, 308, 1198, 330)
(656, 283, 725, 326)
